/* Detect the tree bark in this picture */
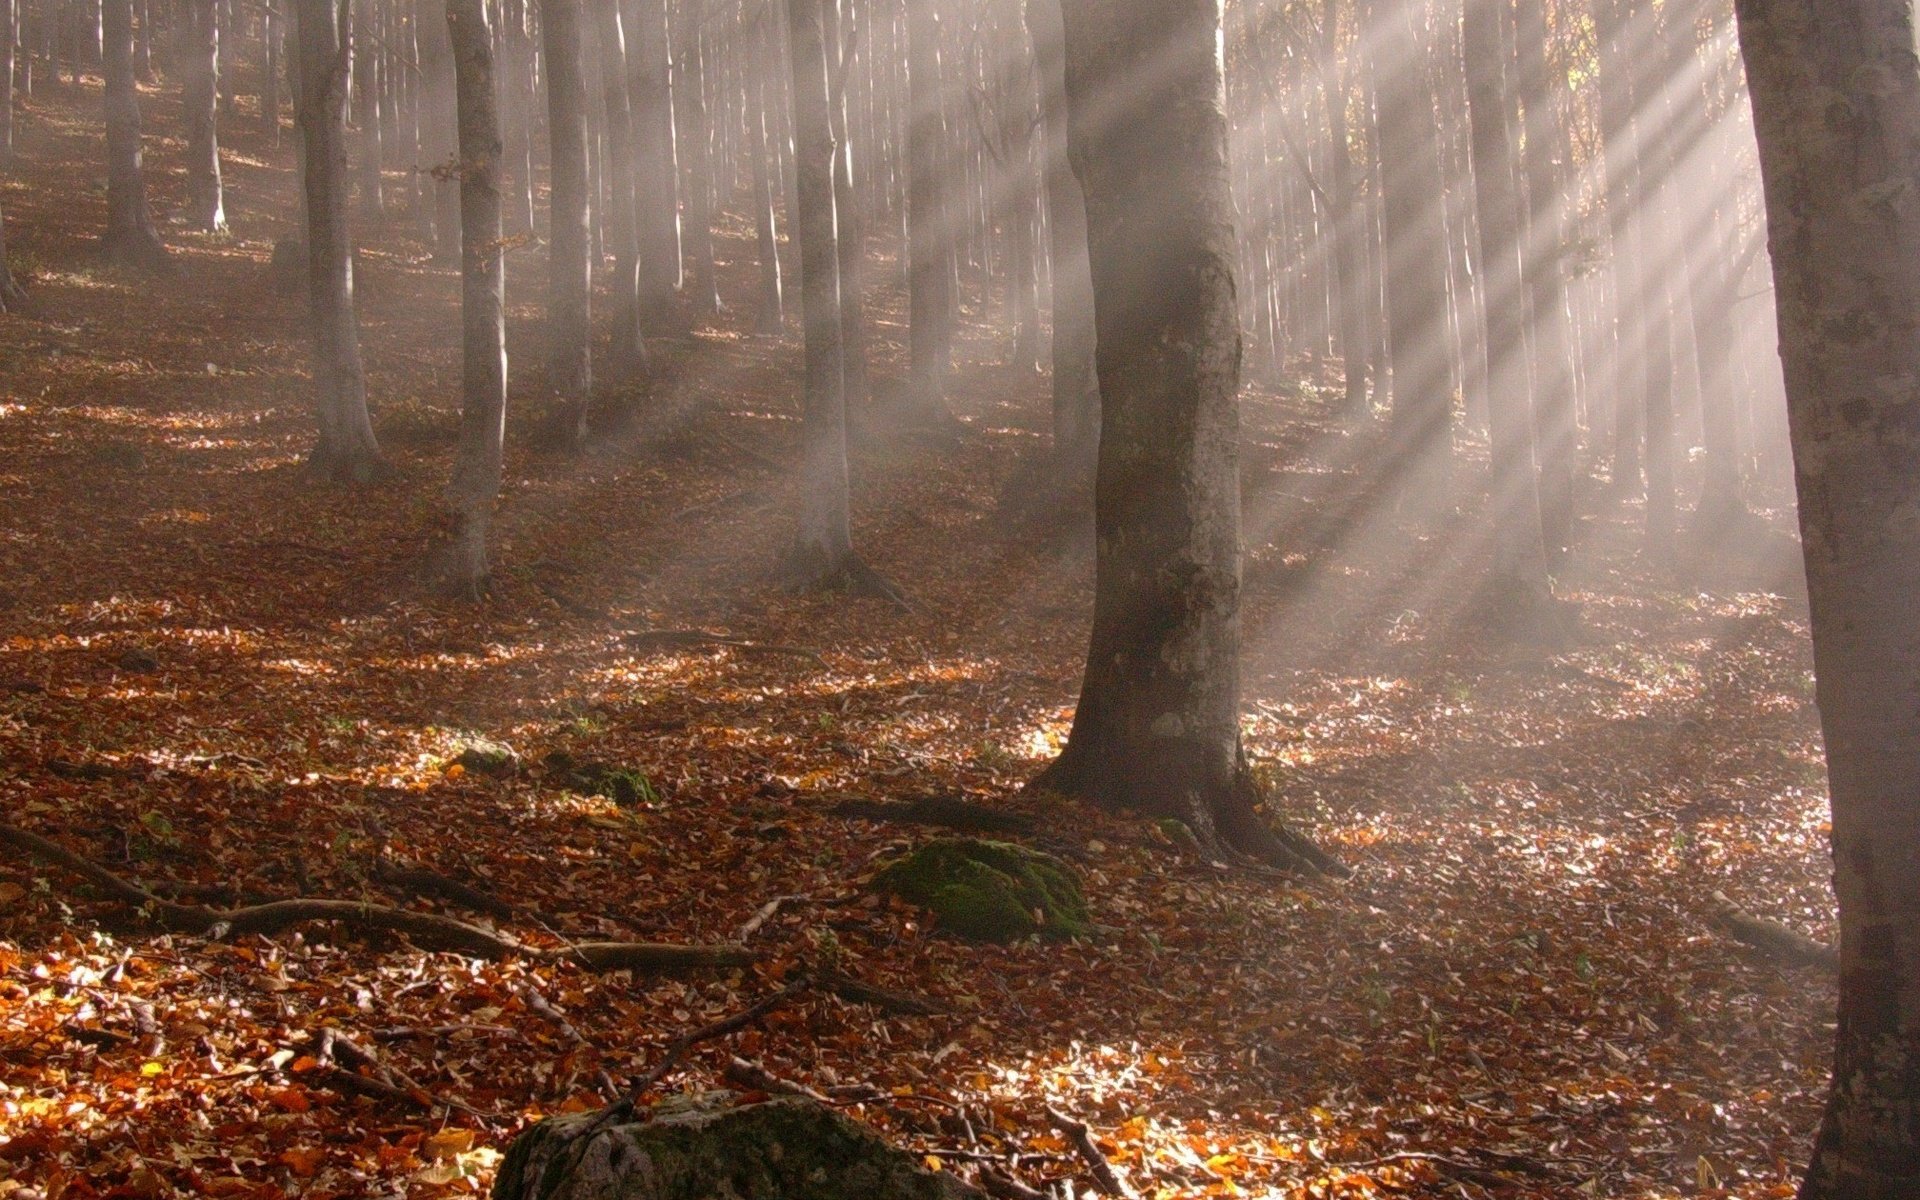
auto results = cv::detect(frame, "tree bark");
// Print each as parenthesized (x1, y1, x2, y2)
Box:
(905, 0, 954, 417)
(1316, 0, 1368, 415)
(183, 0, 226, 231)
(296, 0, 387, 481)
(0, 203, 26, 312)
(592, 0, 646, 384)
(1733, 3, 1920, 1197)
(626, 0, 679, 331)
(746, 2, 785, 334)
(1032, 0, 1324, 874)
(98, 0, 169, 271)
(677, 0, 719, 316)
(439, 0, 505, 598)
(543, 0, 592, 447)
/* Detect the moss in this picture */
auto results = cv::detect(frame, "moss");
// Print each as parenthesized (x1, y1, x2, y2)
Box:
(493, 1096, 981, 1200)
(873, 838, 1090, 942)
(452, 738, 518, 777)
(543, 751, 658, 806)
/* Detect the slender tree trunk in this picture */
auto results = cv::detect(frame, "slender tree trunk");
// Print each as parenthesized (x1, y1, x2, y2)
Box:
(677, 0, 718, 315)
(183, 0, 225, 231)
(263, 2, 281, 144)
(420, 0, 458, 259)
(592, 0, 645, 383)
(1033, 0, 1323, 875)
(1732, 3, 1920, 1197)
(440, 0, 505, 598)
(1, 0, 15, 159)
(626, 0, 678, 330)
(296, 0, 386, 481)
(352, 0, 383, 218)
(1317, 0, 1367, 414)
(1462, 0, 1553, 624)
(746, 3, 784, 334)
(1595, 0, 1643, 492)
(826, 0, 867, 410)
(0, 203, 26, 311)
(98, 0, 169, 271)
(543, 0, 591, 446)
(905, 0, 953, 416)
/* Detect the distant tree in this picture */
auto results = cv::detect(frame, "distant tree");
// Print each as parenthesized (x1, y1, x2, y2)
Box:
(98, 0, 170, 271)
(905, 0, 954, 419)
(591, 0, 647, 383)
(677, 0, 720, 317)
(543, 0, 592, 447)
(438, 0, 505, 598)
(1315, 0, 1368, 415)
(1, 0, 14, 159)
(1031, 0, 1330, 874)
(295, 0, 387, 480)
(1734, 3, 1920, 1196)
(745, 3, 785, 335)
(627, 0, 680, 332)
(0, 204, 25, 312)
(183, 0, 227, 232)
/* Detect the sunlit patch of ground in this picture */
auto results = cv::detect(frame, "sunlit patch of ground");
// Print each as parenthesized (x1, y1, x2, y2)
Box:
(0, 79, 1829, 1200)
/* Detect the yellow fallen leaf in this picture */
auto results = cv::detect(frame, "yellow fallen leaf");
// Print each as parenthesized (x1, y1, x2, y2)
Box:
(423, 1129, 476, 1161)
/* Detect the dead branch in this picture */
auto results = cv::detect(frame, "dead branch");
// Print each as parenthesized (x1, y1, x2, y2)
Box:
(0, 824, 757, 975)
(1710, 891, 1838, 970)
(624, 978, 813, 1099)
(1046, 1107, 1131, 1198)
(830, 795, 1037, 836)
(738, 894, 805, 941)
(978, 1167, 1050, 1200)
(722, 1055, 832, 1103)
(816, 967, 947, 1016)
(373, 857, 519, 921)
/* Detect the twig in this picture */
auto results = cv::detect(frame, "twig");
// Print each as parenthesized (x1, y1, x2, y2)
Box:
(737, 895, 805, 942)
(625, 978, 812, 1098)
(373, 857, 518, 921)
(1046, 1107, 1131, 1198)
(722, 1055, 831, 1103)
(1709, 891, 1837, 970)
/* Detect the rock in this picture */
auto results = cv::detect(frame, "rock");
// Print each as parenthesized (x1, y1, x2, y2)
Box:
(452, 738, 519, 777)
(872, 838, 1091, 943)
(493, 1095, 982, 1200)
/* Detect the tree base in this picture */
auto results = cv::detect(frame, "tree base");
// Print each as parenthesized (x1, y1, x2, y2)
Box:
(305, 444, 397, 486)
(781, 545, 911, 611)
(98, 225, 173, 276)
(1465, 575, 1581, 649)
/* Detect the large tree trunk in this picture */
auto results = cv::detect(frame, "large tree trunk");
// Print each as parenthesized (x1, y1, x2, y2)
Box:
(543, 0, 592, 447)
(98, 0, 169, 271)
(439, 0, 505, 599)
(182, 0, 225, 231)
(1461, 0, 1553, 624)
(1733, 4, 1920, 1198)
(296, 0, 387, 481)
(1032, 0, 1324, 875)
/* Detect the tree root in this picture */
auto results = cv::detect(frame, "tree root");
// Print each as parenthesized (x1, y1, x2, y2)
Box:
(1047, 1107, 1132, 1197)
(1709, 891, 1836, 970)
(0, 823, 757, 974)
(782, 548, 913, 612)
(831, 795, 1037, 836)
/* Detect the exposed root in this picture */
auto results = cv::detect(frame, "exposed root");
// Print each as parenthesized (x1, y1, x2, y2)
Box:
(782, 547, 913, 612)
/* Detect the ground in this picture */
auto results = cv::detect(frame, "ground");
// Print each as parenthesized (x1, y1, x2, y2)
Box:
(0, 71, 1833, 1199)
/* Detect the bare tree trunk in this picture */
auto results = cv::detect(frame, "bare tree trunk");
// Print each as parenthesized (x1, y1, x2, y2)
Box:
(626, 0, 678, 331)
(905, 0, 953, 417)
(1594, 0, 1643, 493)
(1033, 0, 1325, 876)
(826, 0, 867, 410)
(352, 0, 383, 219)
(592, 0, 645, 384)
(98, 0, 169, 271)
(295, 0, 386, 481)
(263, 1, 281, 143)
(1317, 0, 1368, 415)
(419, 0, 458, 260)
(746, 2, 784, 334)
(0, 203, 26, 311)
(1462, 0, 1552, 626)
(1732, 3, 1920, 1197)
(183, 0, 225, 231)
(543, 0, 591, 446)
(439, 0, 505, 598)
(677, 0, 718, 315)
(1, 0, 15, 158)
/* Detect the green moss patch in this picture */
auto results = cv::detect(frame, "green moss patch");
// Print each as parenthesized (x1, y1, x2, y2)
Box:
(873, 838, 1090, 943)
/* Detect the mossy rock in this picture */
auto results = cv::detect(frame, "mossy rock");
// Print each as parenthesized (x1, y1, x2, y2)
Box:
(543, 750, 658, 806)
(452, 738, 519, 777)
(873, 838, 1090, 943)
(493, 1095, 982, 1200)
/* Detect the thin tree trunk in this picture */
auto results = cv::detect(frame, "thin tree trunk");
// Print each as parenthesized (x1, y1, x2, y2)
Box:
(543, 0, 591, 446)
(352, 0, 383, 218)
(746, 2, 784, 334)
(1732, 3, 1920, 1197)
(626, 0, 678, 331)
(0, 203, 26, 311)
(1317, 0, 1367, 415)
(677, 0, 718, 315)
(1026, 0, 1094, 496)
(826, 0, 867, 411)
(183, 0, 225, 231)
(440, 0, 505, 598)
(295, 0, 386, 481)
(905, 0, 953, 417)
(592, 0, 645, 384)
(263, 2, 281, 143)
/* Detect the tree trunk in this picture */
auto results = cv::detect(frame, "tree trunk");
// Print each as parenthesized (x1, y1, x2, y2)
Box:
(352, 0, 383, 219)
(419, 0, 458, 260)
(296, 0, 387, 481)
(677, 0, 718, 316)
(439, 0, 505, 599)
(591, 0, 646, 384)
(1733, 3, 1920, 1198)
(98, 0, 169, 271)
(1462, 0, 1553, 622)
(1, 0, 14, 159)
(263, 2, 281, 144)
(746, 3, 784, 334)
(1032, 0, 1322, 875)
(543, 0, 592, 447)
(0, 203, 26, 311)
(183, 0, 225, 231)
(1594, 0, 1643, 493)
(1317, 0, 1367, 415)
(1026, 0, 1095, 488)
(905, 0, 953, 417)
(826, 0, 868, 410)
(626, 0, 678, 331)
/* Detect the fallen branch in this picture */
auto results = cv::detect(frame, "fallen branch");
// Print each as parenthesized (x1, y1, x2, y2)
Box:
(1047, 1107, 1131, 1198)
(723, 1055, 831, 1103)
(1710, 891, 1837, 970)
(626, 978, 812, 1098)
(520, 985, 621, 1101)
(620, 628, 828, 667)
(737, 894, 805, 941)
(373, 857, 518, 922)
(0, 824, 757, 975)
(816, 967, 947, 1016)
(831, 795, 1037, 836)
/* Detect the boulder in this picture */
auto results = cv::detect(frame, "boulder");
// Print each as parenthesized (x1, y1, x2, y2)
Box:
(493, 1095, 981, 1200)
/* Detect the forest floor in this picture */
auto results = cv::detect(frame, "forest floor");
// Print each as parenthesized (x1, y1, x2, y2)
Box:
(0, 74, 1835, 1200)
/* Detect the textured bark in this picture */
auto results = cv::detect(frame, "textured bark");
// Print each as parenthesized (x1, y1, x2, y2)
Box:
(98, 0, 169, 271)
(182, 0, 226, 231)
(905, 0, 953, 414)
(440, 0, 505, 599)
(543, 0, 593, 446)
(1462, 0, 1551, 613)
(826, 0, 868, 410)
(1034, 0, 1320, 873)
(296, 0, 387, 481)
(677, 0, 719, 316)
(1732, 4, 1920, 1198)
(592, 0, 646, 382)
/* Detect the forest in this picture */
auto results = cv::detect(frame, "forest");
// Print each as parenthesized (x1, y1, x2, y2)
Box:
(0, 0, 1915, 1195)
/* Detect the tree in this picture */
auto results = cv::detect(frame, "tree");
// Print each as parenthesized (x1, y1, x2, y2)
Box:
(437, 0, 505, 598)
(183, 0, 227, 232)
(0, 203, 26, 312)
(905, 0, 954, 419)
(295, 0, 388, 481)
(543, 0, 592, 447)
(627, 0, 680, 332)
(591, 0, 647, 383)
(98, 0, 170, 271)
(1032, 0, 1330, 874)
(1733, 3, 1920, 1196)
